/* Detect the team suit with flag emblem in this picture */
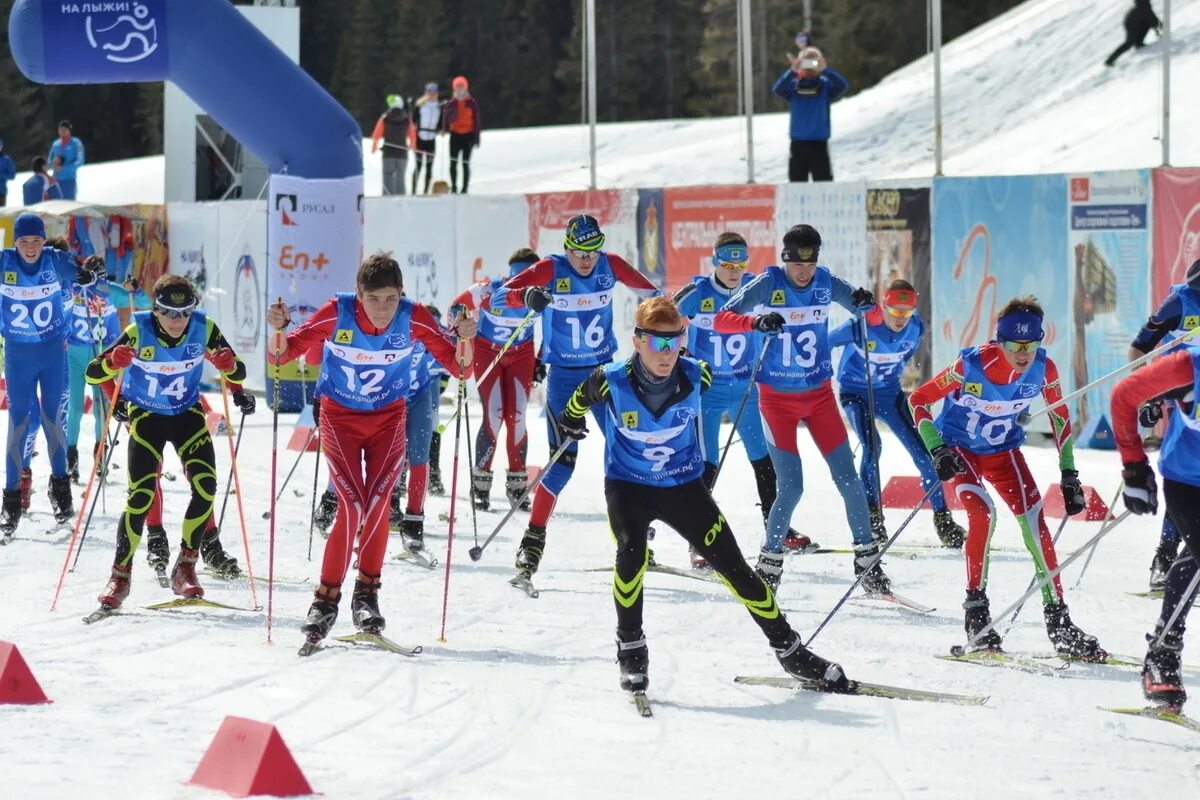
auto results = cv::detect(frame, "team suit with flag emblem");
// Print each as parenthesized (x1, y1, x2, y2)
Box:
(555, 296, 849, 695)
(909, 297, 1103, 658)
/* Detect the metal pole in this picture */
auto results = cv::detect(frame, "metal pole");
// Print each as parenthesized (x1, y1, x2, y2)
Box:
(803, 0, 813, 35)
(740, 0, 754, 183)
(586, 0, 598, 189)
(1162, 0, 1171, 166)
(932, 0, 944, 176)
(735, 0, 743, 113)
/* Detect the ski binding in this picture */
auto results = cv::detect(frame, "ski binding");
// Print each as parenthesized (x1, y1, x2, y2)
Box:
(394, 549, 439, 569)
(510, 573, 539, 598)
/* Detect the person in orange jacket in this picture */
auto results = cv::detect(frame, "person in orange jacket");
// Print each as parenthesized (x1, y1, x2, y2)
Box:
(441, 76, 481, 194)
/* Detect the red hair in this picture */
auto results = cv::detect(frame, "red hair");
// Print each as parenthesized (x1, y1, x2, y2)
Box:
(635, 297, 683, 330)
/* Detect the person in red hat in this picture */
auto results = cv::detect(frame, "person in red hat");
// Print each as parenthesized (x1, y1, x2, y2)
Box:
(441, 75, 481, 194)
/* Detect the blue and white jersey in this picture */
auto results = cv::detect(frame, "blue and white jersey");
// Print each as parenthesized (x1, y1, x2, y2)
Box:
(737, 265, 835, 390)
(833, 314, 924, 394)
(601, 357, 705, 487)
(478, 278, 535, 347)
(67, 287, 121, 349)
(936, 346, 1047, 455)
(676, 273, 759, 381)
(0, 247, 75, 344)
(316, 293, 417, 411)
(121, 310, 209, 414)
(1159, 346, 1200, 487)
(533, 253, 619, 367)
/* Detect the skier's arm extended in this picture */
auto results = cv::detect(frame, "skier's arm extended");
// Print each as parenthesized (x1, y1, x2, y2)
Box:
(1040, 358, 1075, 471)
(562, 365, 611, 420)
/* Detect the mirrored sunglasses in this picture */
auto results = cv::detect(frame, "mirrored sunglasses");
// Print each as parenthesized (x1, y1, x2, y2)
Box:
(155, 302, 195, 320)
(635, 327, 685, 353)
(566, 247, 599, 260)
(884, 305, 915, 320)
(1000, 339, 1039, 353)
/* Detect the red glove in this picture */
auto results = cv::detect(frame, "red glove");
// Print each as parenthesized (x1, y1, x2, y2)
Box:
(106, 344, 135, 370)
(209, 347, 237, 373)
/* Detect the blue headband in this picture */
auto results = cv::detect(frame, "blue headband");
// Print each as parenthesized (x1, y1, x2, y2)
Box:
(711, 243, 749, 266)
(996, 311, 1044, 342)
(509, 258, 537, 277)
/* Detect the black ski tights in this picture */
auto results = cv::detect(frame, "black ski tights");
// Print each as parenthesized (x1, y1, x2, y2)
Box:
(1158, 480, 1200, 640)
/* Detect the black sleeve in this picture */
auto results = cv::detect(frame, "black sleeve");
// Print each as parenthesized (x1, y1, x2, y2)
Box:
(85, 327, 136, 384)
(563, 366, 611, 419)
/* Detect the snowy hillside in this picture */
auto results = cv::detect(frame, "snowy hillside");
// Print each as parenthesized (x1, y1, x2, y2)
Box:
(10, 0, 1199, 204)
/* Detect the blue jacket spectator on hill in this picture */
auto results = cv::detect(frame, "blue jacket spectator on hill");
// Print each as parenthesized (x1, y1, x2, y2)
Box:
(47, 120, 84, 200)
(772, 47, 849, 183)
(0, 139, 15, 207)
(23, 157, 63, 206)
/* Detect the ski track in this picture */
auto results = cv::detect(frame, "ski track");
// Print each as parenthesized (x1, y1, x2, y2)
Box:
(4, 390, 1200, 798)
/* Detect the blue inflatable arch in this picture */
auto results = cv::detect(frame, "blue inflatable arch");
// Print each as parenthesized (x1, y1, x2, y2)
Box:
(8, 0, 361, 180)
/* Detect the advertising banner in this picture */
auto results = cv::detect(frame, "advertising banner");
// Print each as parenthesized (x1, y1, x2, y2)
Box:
(775, 181, 868, 289)
(167, 201, 220, 304)
(363, 196, 459, 309)
(454, 195, 531, 287)
(866, 187, 932, 383)
(635, 189, 666, 290)
(212, 200, 267, 392)
(659, 184, 777, 293)
(931, 176, 1070, 390)
(1067, 171, 1151, 434)
(1151, 168, 1200, 300)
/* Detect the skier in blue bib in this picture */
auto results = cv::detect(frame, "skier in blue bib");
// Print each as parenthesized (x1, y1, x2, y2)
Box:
(829, 278, 966, 548)
(556, 296, 849, 697)
(673, 231, 817, 569)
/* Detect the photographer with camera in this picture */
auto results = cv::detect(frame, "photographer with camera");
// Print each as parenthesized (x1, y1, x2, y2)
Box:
(772, 46, 848, 183)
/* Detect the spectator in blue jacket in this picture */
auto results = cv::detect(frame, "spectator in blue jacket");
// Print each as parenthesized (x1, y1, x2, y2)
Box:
(23, 157, 63, 206)
(772, 47, 849, 183)
(0, 139, 15, 207)
(47, 120, 84, 200)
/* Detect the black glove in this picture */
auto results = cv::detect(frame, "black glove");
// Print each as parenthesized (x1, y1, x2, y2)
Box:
(753, 312, 785, 334)
(232, 389, 256, 416)
(930, 445, 967, 481)
(77, 267, 97, 288)
(851, 287, 875, 310)
(1121, 459, 1159, 515)
(533, 358, 547, 386)
(113, 399, 131, 424)
(556, 412, 588, 441)
(1138, 401, 1163, 428)
(1060, 469, 1085, 516)
(523, 286, 553, 313)
(312, 395, 321, 426)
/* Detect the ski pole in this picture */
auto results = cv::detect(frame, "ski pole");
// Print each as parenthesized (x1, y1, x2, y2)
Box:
(1154, 558, 1200, 649)
(438, 373, 468, 642)
(265, 361, 281, 643)
(1071, 482, 1125, 590)
(261, 424, 317, 520)
(218, 378, 259, 612)
(713, 343, 770, 486)
(69, 414, 125, 573)
(962, 510, 1132, 651)
(1000, 514, 1070, 637)
(307, 435, 322, 562)
(436, 309, 535, 435)
(806, 482, 940, 646)
(469, 438, 572, 562)
(215, 413, 247, 532)
(462, 385, 481, 549)
(52, 375, 123, 611)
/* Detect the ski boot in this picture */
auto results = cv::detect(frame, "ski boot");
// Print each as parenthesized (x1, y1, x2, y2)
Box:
(301, 583, 341, 643)
(0, 489, 21, 541)
(514, 523, 547, 576)
(774, 630, 849, 691)
(506, 470, 532, 510)
(48, 475, 74, 524)
(755, 547, 785, 590)
(867, 504, 888, 547)
(200, 530, 242, 579)
(19, 469, 32, 513)
(615, 628, 649, 692)
(170, 547, 205, 598)
(145, 525, 170, 579)
(98, 565, 132, 608)
(934, 510, 966, 549)
(313, 490, 338, 538)
(1149, 538, 1179, 593)
(782, 529, 815, 552)
(67, 445, 80, 484)
(853, 541, 892, 595)
(471, 467, 493, 511)
(963, 588, 1002, 651)
(400, 513, 425, 553)
(351, 573, 385, 633)
(689, 546, 712, 573)
(389, 483, 404, 530)
(1143, 629, 1185, 707)
(1043, 601, 1106, 661)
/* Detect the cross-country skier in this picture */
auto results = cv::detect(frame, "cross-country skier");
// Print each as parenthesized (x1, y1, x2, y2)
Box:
(492, 215, 659, 582)
(712, 224, 889, 592)
(556, 296, 849, 695)
(909, 296, 1103, 658)
(450, 248, 542, 511)
(1111, 338, 1200, 707)
(829, 279, 966, 548)
(672, 231, 815, 568)
(0, 213, 86, 536)
(88, 275, 252, 609)
(1127, 259, 1200, 592)
(266, 252, 476, 646)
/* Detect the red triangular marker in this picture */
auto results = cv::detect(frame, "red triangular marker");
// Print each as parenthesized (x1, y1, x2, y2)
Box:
(189, 716, 313, 797)
(0, 641, 51, 704)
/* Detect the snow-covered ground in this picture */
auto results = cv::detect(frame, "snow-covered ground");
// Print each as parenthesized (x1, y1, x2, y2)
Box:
(9, 0, 1199, 205)
(3, 388, 1197, 799)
